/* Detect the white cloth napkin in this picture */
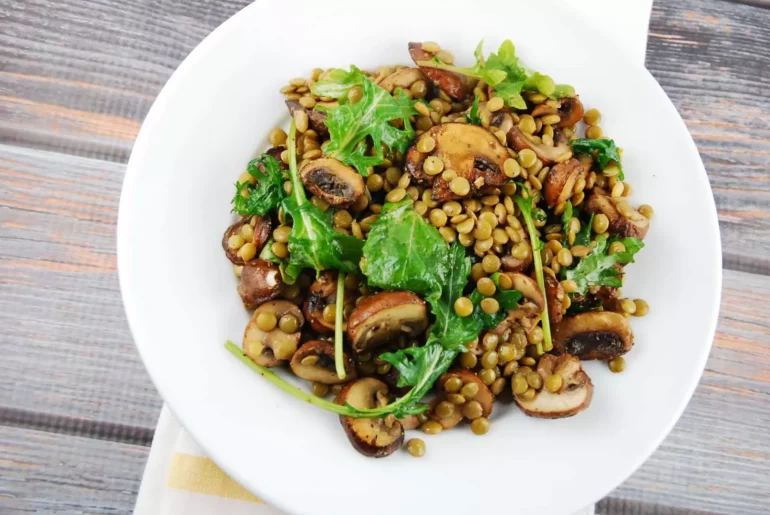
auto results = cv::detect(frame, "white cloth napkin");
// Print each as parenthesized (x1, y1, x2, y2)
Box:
(133, 2, 652, 513)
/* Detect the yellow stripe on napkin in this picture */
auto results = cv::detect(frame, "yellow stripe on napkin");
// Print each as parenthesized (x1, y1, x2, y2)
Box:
(166, 453, 264, 503)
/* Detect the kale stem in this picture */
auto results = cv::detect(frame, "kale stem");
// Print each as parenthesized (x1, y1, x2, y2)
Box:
(287, 120, 307, 205)
(334, 271, 347, 380)
(224, 341, 353, 416)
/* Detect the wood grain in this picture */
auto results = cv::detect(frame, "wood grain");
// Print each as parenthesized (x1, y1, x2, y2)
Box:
(0, 0, 769, 273)
(0, 144, 161, 429)
(0, 425, 147, 514)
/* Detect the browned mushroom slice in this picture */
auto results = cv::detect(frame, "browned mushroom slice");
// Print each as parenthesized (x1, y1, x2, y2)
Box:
(346, 291, 429, 353)
(514, 354, 593, 418)
(428, 396, 464, 429)
(285, 100, 328, 136)
(438, 369, 494, 417)
(290, 340, 356, 384)
(238, 259, 283, 309)
(408, 42, 467, 100)
(544, 272, 565, 325)
(242, 300, 305, 367)
(335, 378, 403, 458)
(531, 97, 585, 128)
(303, 271, 337, 334)
(585, 189, 650, 239)
(553, 312, 633, 360)
(405, 123, 509, 202)
(506, 126, 572, 166)
(379, 67, 428, 94)
(299, 158, 365, 207)
(543, 158, 584, 208)
(503, 272, 545, 313)
(222, 216, 271, 265)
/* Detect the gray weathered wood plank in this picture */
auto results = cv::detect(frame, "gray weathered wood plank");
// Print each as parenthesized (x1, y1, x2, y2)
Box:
(0, 425, 147, 514)
(0, 144, 162, 430)
(0, 0, 769, 273)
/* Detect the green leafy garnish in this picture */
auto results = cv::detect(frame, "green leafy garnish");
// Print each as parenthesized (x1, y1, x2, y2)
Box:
(570, 138, 624, 180)
(280, 121, 364, 283)
(362, 200, 447, 296)
(418, 39, 574, 109)
(313, 66, 416, 176)
(310, 68, 364, 101)
(574, 214, 594, 247)
(232, 153, 285, 216)
(465, 95, 482, 125)
(565, 234, 644, 295)
(515, 187, 552, 354)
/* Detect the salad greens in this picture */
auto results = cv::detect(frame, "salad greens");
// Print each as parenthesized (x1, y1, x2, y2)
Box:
(574, 214, 594, 247)
(279, 121, 364, 283)
(515, 187, 552, 354)
(312, 66, 417, 177)
(570, 138, 624, 181)
(465, 95, 482, 125)
(565, 234, 644, 295)
(232, 153, 285, 216)
(418, 40, 573, 110)
(561, 200, 573, 238)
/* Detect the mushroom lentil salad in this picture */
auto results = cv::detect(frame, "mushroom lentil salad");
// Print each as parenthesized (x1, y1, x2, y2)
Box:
(223, 40, 653, 458)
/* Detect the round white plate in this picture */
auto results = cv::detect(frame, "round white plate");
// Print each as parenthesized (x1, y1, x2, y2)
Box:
(118, 1, 722, 513)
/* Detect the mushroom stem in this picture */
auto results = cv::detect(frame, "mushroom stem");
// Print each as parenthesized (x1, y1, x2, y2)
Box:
(334, 271, 347, 380)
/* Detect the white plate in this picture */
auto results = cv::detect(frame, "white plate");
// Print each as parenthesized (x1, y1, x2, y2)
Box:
(117, 1, 722, 514)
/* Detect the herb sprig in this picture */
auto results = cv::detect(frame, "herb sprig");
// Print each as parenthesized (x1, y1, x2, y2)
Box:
(565, 234, 644, 294)
(570, 138, 624, 180)
(232, 153, 285, 216)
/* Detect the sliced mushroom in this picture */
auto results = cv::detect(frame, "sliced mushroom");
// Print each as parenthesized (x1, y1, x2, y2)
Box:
(408, 42, 467, 101)
(335, 378, 403, 458)
(503, 272, 545, 313)
(242, 300, 305, 367)
(505, 126, 572, 166)
(405, 123, 509, 202)
(379, 67, 428, 94)
(299, 158, 365, 207)
(285, 100, 328, 136)
(585, 189, 650, 239)
(531, 97, 585, 128)
(238, 259, 284, 309)
(290, 340, 356, 384)
(514, 354, 593, 418)
(543, 158, 585, 208)
(439, 369, 494, 417)
(544, 272, 566, 325)
(347, 291, 429, 354)
(222, 216, 271, 265)
(501, 239, 534, 273)
(553, 311, 633, 360)
(303, 271, 337, 333)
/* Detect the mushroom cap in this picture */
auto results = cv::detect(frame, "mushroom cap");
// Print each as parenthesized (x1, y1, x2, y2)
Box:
(514, 354, 593, 418)
(379, 67, 428, 94)
(242, 300, 305, 367)
(222, 216, 271, 265)
(290, 340, 356, 384)
(238, 259, 284, 309)
(408, 42, 467, 100)
(335, 378, 404, 458)
(585, 189, 650, 240)
(531, 97, 585, 128)
(553, 311, 634, 360)
(302, 271, 338, 334)
(285, 100, 328, 136)
(505, 126, 572, 166)
(300, 158, 365, 208)
(502, 272, 545, 313)
(405, 123, 509, 202)
(346, 291, 428, 353)
(543, 158, 585, 208)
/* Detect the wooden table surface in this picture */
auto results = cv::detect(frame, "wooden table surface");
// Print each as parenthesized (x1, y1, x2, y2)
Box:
(1, 0, 769, 513)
